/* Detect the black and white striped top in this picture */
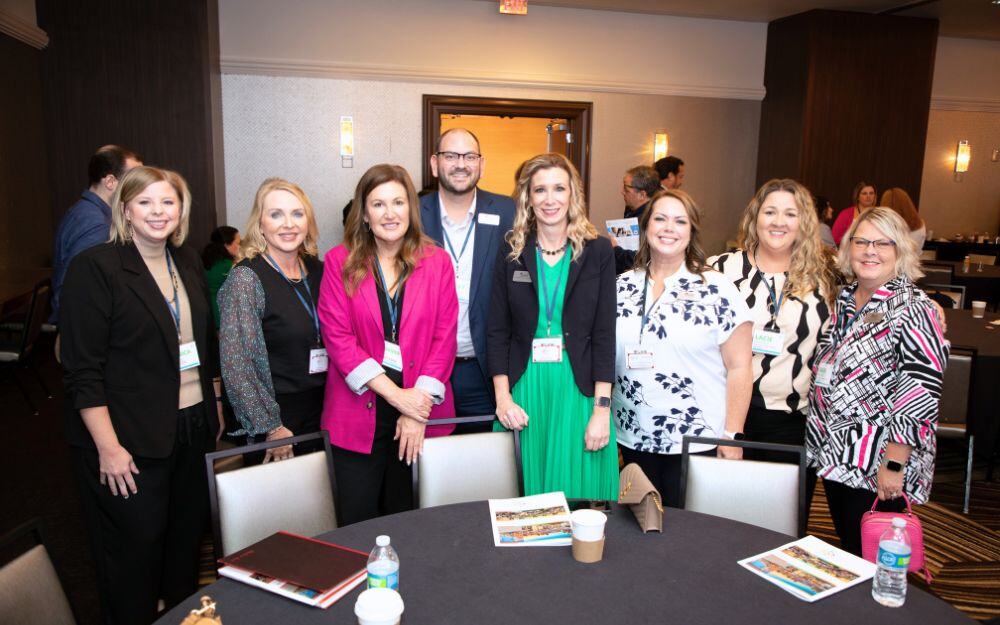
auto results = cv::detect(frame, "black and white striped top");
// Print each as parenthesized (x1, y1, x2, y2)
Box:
(709, 251, 831, 414)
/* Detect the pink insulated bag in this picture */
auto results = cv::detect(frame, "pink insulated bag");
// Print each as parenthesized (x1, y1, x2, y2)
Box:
(860, 494, 932, 584)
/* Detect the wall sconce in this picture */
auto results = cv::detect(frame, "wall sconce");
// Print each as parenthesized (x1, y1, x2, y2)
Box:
(340, 116, 354, 168)
(954, 140, 970, 173)
(499, 0, 527, 14)
(992, 147, 999, 163)
(653, 131, 669, 162)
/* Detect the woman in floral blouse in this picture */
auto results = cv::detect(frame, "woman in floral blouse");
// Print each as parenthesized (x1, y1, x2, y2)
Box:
(612, 189, 753, 507)
(807, 207, 948, 555)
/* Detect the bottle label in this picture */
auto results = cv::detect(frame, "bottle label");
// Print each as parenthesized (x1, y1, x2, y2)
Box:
(877, 546, 910, 570)
(367, 569, 399, 590)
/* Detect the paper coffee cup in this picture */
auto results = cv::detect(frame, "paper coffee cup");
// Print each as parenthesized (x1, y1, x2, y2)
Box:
(355, 588, 404, 625)
(972, 301, 987, 318)
(570, 509, 607, 542)
(572, 535, 605, 563)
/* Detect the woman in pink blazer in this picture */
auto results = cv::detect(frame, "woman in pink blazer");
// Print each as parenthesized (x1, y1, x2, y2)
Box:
(318, 164, 458, 524)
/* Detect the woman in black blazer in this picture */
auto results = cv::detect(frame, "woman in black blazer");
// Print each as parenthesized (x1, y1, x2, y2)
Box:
(487, 152, 617, 500)
(60, 166, 221, 625)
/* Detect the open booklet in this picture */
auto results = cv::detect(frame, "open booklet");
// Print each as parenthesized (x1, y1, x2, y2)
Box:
(738, 535, 877, 602)
(489, 492, 573, 547)
(606, 218, 640, 250)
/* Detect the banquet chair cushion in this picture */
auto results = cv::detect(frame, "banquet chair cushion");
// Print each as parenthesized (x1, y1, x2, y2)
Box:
(417, 430, 521, 508)
(0, 534, 76, 625)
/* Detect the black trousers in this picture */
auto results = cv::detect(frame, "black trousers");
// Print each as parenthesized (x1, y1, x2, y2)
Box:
(331, 404, 412, 525)
(743, 404, 818, 506)
(73, 403, 211, 625)
(619, 445, 714, 509)
(451, 358, 495, 435)
(242, 386, 325, 465)
(823, 478, 906, 556)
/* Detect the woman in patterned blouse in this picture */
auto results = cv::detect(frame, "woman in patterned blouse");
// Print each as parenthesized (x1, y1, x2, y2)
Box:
(612, 189, 753, 507)
(807, 207, 948, 555)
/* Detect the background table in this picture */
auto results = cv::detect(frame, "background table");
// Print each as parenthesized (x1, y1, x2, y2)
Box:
(944, 309, 1000, 460)
(924, 240, 1000, 263)
(929, 261, 1000, 310)
(157, 502, 972, 625)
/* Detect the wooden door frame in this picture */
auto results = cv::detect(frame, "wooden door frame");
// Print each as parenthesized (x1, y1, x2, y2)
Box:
(421, 94, 593, 200)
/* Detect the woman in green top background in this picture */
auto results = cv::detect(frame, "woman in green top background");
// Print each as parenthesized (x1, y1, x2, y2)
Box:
(487, 153, 618, 501)
(202, 225, 240, 328)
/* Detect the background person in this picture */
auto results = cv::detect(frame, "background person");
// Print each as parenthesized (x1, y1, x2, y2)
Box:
(831, 181, 877, 246)
(319, 164, 458, 525)
(202, 225, 240, 328)
(807, 207, 948, 555)
(487, 153, 618, 501)
(219, 179, 324, 463)
(615, 189, 753, 506)
(653, 155, 685, 190)
(60, 166, 220, 624)
(612, 165, 661, 274)
(813, 194, 836, 248)
(881, 187, 927, 250)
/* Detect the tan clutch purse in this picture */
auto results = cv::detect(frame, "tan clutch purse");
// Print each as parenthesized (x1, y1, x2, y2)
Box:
(618, 463, 663, 533)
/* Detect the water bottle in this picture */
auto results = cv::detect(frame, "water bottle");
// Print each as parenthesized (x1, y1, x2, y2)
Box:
(962, 255, 971, 273)
(872, 517, 910, 607)
(366, 535, 399, 590)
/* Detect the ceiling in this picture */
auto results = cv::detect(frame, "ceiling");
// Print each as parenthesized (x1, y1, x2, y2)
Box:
(479, 1, 1000, 40)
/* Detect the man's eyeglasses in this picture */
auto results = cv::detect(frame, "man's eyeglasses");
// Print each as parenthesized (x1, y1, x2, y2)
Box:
(850, 237, 896, 251)
(437, 151, 482, 164)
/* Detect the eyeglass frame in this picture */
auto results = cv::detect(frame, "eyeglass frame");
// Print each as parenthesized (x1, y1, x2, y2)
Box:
(435, 151, 483, 164)
(850, 236, 897, 251)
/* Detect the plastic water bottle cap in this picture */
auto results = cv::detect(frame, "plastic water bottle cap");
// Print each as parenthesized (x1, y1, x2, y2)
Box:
(376, 535, 390, 547)
(892, 517, 907, 528)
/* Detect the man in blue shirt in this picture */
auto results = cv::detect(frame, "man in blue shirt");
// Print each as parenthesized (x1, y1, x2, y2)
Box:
(50, 145, 142, 324)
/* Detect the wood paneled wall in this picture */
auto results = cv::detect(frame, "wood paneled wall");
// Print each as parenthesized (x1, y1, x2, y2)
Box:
(756, 10, 938, 211)
(36, 0, 223, 252)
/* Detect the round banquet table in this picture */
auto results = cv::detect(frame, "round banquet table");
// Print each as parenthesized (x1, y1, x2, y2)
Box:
(932, 260, 1000, 309)
(944, 308, 1000, 459)
(155, 502, 973, 625)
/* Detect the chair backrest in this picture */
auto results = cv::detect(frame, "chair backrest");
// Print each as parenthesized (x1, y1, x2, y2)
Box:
(205, 432, 338, 561)
(918, 263, 953, 286)
(413, 416, 523, 509)
(939, 348, 975, 428)
(680, 436, 807, 537)
(0, 521, 77, 625)
(968, 254, 996, 265)
(919, 249, 937, 261)
(923, 283, 965, 309)
(22, 281, 51, 358)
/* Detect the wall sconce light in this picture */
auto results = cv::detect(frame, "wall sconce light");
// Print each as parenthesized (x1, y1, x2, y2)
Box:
(340, 116, 354, 168)
(499, 0, 527, 14)
(992, 147, 999, 163)
(954, 140, 970, 173)
(653, 131, 669, 162)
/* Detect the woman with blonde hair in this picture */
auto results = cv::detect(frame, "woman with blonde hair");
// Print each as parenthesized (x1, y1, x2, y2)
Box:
(709, 179, 839, 501)
(60, 166, 221, 623)
(880, 187, 926, 249)
(832, 181, 878, 246)
(487, 152, 618, 500)
(318, 164, 457, 524)
(807, 207, 947, 555)
(218, 178, 325, 463)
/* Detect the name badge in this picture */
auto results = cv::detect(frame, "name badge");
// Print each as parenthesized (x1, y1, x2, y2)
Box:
(179, 341, 200, 371)
(383, 340, 404, 372)
(752, 326, 784, 356)
(625, 344, 654, 369)
(531, 337, 563, 363)
(513, 270, 532, 283)
(309, 348, 328, 374)
(677, 290, 701, 302)
(478, 212, 500, 226)
(815, 362, 835, 388)
(456, 277, 471, 303)
(863, 312, 885, 324)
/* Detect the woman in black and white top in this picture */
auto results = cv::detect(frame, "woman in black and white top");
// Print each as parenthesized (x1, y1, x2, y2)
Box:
(709, 179, 839, 500)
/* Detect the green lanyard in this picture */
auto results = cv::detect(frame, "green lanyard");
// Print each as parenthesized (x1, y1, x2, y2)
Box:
(536, 249, 568, 337)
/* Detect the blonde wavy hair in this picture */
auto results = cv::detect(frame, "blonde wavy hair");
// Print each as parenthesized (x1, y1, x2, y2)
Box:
(507, 153, 597, 262)
(837, 207, 924, 282)
(109, 166, 191, 246)
(633, 189, 708, 277)
(238, 178, 319, 262)
(736, 179, 839, 305)
(342, 164, 433, 295)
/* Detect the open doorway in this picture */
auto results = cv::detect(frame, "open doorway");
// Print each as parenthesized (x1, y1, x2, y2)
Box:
(422, 95, 592, 199)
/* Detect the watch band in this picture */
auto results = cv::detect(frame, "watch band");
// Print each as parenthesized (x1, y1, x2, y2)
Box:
(884, 459, 904, 473)
(724, 430, 745, 441)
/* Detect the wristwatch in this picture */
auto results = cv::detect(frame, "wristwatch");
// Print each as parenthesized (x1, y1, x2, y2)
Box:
(595, 396, 611, 408)
(884, 459, 904, 473)
(724, 430, 746, 441)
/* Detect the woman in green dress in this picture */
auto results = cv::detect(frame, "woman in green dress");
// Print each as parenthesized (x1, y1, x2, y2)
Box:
(487, 153, 618, 500)
(202, 225, 240, 328)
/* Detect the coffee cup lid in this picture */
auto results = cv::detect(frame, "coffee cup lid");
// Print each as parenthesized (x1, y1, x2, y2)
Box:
(355, 588, 404, 620)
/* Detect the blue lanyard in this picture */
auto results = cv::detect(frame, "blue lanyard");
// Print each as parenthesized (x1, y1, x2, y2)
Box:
(265, 254, 320, 344)
(164, 251, 181, 338)
(441, 214, 476, 267)
(536, 249, 568, 337)
(638, 271, 653, 344)
(754, 252, 785, 328)
(374, 258, 401, 343)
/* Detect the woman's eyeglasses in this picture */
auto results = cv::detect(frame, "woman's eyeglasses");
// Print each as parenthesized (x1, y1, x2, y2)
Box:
(850, 237, 896, 250)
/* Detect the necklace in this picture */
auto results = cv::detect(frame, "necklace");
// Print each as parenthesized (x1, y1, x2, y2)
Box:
(536, 240, 569, 256)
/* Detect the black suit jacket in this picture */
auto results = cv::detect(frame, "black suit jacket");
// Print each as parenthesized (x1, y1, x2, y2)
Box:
(486, 235, 616, 397)
(60, 242, 219, 458)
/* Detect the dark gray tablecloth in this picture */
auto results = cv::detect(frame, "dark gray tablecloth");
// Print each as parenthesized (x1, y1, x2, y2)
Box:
(156, 502, 972, 625)
(945, 309, 1000, 458)
(933, 261, 1000, 309)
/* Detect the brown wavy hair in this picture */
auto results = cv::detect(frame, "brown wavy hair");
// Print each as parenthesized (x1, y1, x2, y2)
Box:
(341, 164, 433, 294)
(507, 153, 598, 262)
(880, 187, 923, 231)
(633, 189, 708, 277)
(237, 178, 320, 262)
(851, 181, 877, 208)
(736, 179, 839, 306)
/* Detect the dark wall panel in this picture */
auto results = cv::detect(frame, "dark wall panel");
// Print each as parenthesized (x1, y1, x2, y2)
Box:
(37, 0, 222, 252)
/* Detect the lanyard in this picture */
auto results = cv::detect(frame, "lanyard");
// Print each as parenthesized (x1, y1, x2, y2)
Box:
(536, 249, 568, 337)
(266, 254, 320, 343)
(164, 251, 181, 338)
(441, 214, 476, 268)
(375, 258, 401, 343)
(753, 252, 786, 328)
(638, 272, 653, 344)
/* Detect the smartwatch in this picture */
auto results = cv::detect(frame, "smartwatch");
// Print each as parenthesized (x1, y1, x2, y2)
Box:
(595, 396, 611, 408)
(884, 460, 904, 473)
(724, 430, 746, 441)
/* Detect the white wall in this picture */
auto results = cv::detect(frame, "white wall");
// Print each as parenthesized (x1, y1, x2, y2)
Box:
(930, 37, 1000, 111)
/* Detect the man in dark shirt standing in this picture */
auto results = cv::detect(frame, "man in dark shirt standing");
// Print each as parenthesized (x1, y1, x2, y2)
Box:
(51, 145, 142, 324)
(654, 155, 685, 190)
(613, 165, 660, 274)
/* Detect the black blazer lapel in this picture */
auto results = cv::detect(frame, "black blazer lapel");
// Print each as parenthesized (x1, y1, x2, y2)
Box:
(563, 239, 586, 301)
(119, 244, 180, 366)
(420, 193, 443, 245)
(469, 190, 499, 306)
(171, 246, 210, 362)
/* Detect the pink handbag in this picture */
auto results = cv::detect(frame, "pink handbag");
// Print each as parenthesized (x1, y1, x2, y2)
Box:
(860, 494, 932, 584)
